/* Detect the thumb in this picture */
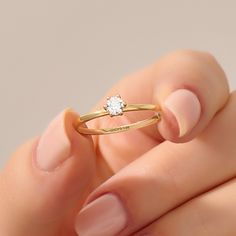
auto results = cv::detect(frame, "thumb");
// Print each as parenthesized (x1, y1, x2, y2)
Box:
(0, 109, 96, 236)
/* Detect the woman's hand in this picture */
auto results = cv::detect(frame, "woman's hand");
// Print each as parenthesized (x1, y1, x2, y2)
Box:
(0, 50, 233, 236)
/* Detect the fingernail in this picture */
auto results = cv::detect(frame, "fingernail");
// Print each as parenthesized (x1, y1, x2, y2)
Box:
(36, 110, 71, 171)
(164, 89, 201, 137)
(75, 194, 127, 236)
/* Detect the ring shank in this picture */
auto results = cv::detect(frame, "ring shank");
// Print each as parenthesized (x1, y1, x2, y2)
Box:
(76, 104, 161, 135)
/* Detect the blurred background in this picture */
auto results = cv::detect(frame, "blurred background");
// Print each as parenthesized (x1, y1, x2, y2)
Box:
(0, 0, 235, 167)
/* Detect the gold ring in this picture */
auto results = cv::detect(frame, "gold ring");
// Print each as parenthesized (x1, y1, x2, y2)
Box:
(76, 95, 161, 135)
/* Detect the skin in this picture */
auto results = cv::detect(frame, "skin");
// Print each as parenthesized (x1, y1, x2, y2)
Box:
(0, 50, 235, 236)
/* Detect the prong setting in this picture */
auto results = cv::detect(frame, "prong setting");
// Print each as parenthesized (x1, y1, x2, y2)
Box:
(104, 95, 126, 116)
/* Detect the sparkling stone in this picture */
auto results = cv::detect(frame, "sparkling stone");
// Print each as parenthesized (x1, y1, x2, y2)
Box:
(105, 95, 125, 116)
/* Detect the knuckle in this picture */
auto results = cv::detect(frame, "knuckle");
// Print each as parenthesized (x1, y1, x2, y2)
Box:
(177, 50, 218, 67)
(195, 50, 217, 63)
(166, 50, 228, 90)
(165, 49, 220, 69)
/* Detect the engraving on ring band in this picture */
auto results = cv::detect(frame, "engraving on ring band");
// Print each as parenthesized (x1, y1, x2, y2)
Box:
(104, 125, 130, 132)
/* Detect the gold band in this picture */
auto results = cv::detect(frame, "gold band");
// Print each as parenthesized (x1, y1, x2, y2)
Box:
(76, 96, 161, 135)
(77, 104, 161, 135)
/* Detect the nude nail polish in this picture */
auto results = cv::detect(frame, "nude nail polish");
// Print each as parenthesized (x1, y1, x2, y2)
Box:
(164, 89, 201, 137)
(75, 194, 127, 236)
(36, 110, 71, 171)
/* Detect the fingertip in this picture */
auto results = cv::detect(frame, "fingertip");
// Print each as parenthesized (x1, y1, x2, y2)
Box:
(36, 108, 80, 171)
(158, 89, 201, 142)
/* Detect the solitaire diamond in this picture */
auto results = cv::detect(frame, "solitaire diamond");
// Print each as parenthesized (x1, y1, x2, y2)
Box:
(104, 95, 126, 116)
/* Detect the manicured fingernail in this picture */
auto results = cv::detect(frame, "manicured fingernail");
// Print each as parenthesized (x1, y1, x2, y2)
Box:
(75, 194, 127, 236)
(36, 110, 71, 171)
(164, 89, 201, 137)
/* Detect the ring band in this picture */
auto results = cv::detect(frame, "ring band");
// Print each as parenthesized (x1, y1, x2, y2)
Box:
(76, 95, 161, 135)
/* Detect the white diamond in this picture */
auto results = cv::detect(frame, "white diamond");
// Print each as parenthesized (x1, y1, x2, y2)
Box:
(105, 96, 125, 116)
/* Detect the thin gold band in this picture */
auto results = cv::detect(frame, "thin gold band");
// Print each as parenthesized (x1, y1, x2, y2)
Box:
(76, 103, 161, 135)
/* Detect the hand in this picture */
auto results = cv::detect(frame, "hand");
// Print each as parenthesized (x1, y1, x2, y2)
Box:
(0, 50, 232, 236)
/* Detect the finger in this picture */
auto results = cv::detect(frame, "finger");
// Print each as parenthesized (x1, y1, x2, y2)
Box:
(75, 91, 236, 236)
(0, 109, 96, 236)
(90, 50, 229, 172)
(134, 178, 236, 236)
